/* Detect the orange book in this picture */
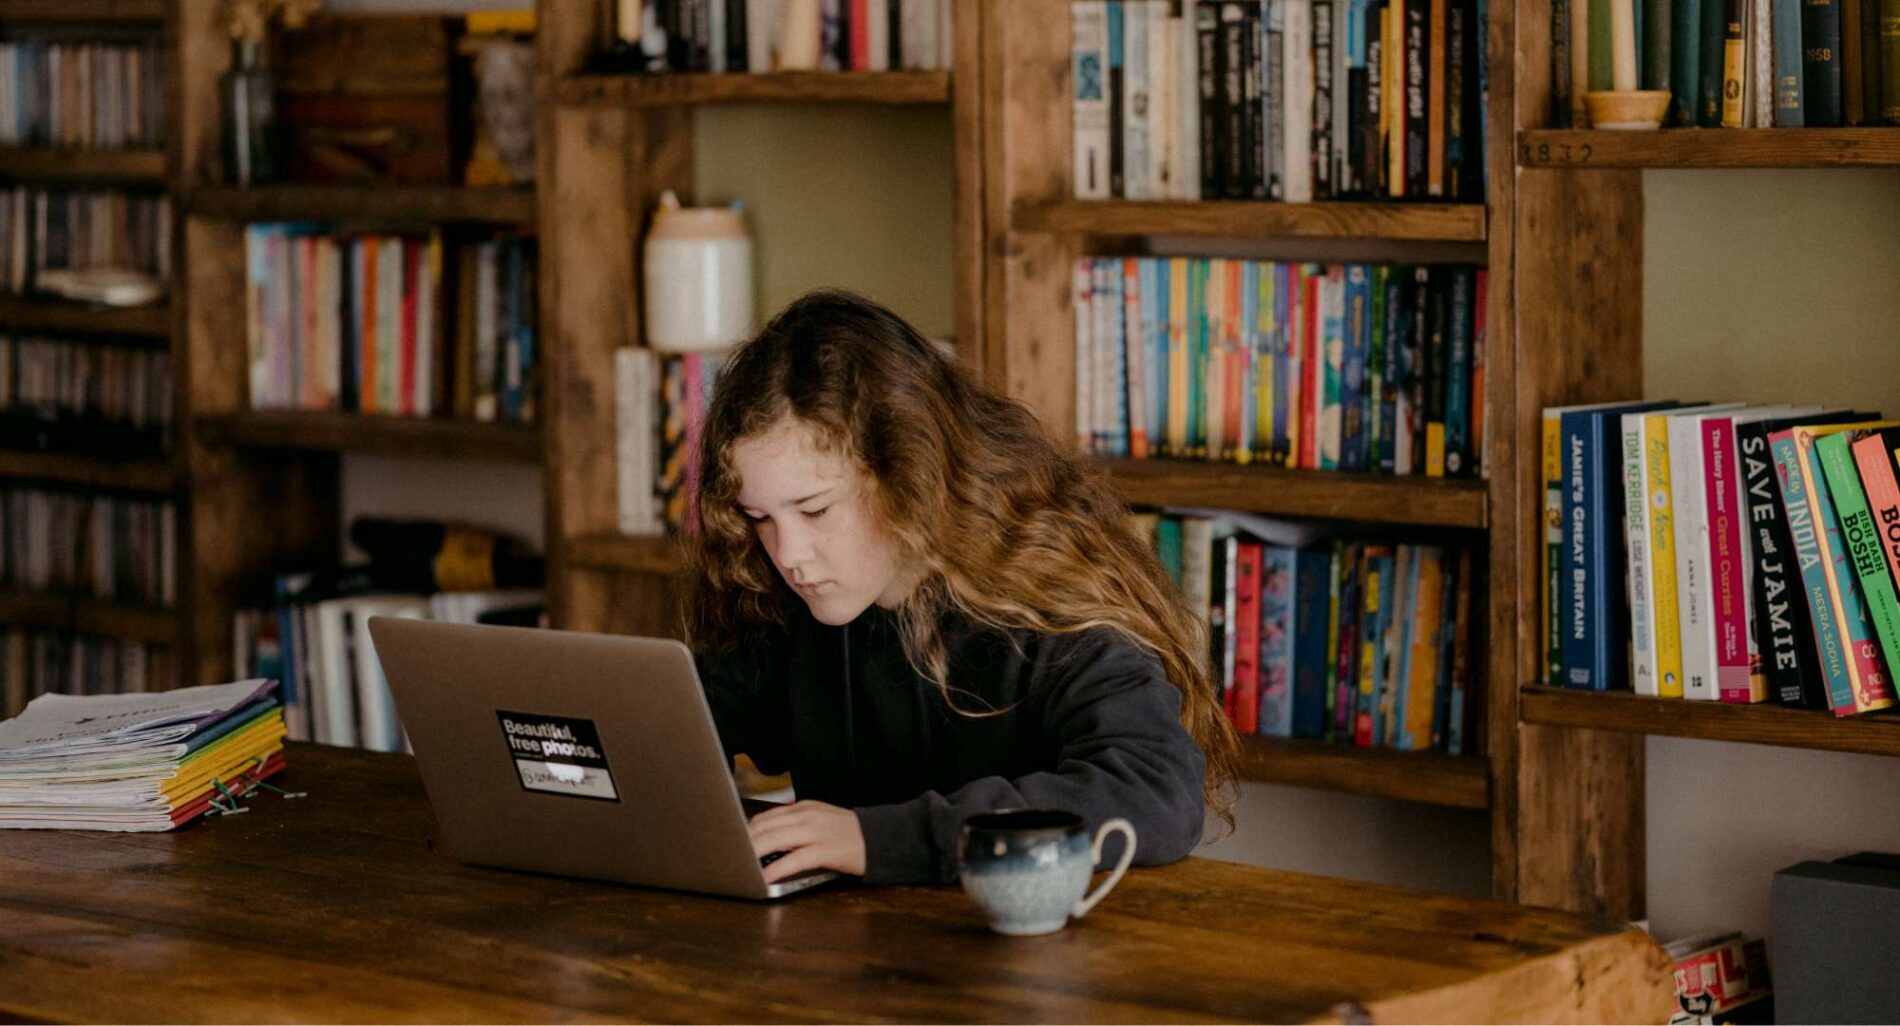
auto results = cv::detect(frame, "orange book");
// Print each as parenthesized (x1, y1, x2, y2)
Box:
(359, 237, 378, 413)
(1427, 0, 1448, 196)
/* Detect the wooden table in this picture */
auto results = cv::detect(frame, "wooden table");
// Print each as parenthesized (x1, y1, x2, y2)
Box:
(0, 744, 1672, 1023)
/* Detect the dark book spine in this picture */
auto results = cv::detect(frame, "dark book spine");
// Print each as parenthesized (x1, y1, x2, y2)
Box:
(1672, 0, 1703, 124)
(1267, 0, 1287, 199)
(1699, 0, 1727, 124)
(1423, 267, 1447, 475)
(889, 0, 903, 68)
(1860, 0, 1884, 121)
(1445, 0, 1466, 198)
(1222, 3, 1250, 198)
(1244, 5, 1268, 198)
(338, 240, 357, 414)
(1884, 0, 1900, 121)
(1405, 0, 1429, 197)
(1378, 267, 1405, 474)
(1347, 50, 1370, 197)
(1443, 266, 1473, 478)
(1367, 1, 1385, 195)
(1334, 543, 1364, 742)
(1199, 1, 1225, 199)
(1647, 0, 1676, 89)
(1291, 547, 1335, 740)
(1340, 265, 1370, 470)
(1463, 0, 1485, 201)
(1845, 0, 1865, 123)
(1314, 0, 1337, 197)
(1774, 0, 1808, 122)
(1741, 422, 1823, 707)
(728, 0, 749, 70)
(1804, 0, 1846, 124)
(1552, 0, 1573, 125)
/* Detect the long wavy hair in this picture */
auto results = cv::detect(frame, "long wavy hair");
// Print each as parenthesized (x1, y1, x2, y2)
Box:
(684, 289, 1238, 827)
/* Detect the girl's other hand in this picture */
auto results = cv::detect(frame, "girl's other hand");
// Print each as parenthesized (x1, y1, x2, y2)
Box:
(747, 799, 867, 883)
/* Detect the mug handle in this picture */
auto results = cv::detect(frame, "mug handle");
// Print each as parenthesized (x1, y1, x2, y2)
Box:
(1072, 818, 1136, 920)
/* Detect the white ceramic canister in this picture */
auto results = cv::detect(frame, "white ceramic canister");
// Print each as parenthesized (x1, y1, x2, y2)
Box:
(642, 190, 755, 352)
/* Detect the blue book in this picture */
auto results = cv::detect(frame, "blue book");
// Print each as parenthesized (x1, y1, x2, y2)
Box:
(1258, 543, 1298, 737)
(1340, 264, 1372, 471)
(1559, 400, 1681, 690)
(1291, 546, 1335, 740)
(1271, 262, 1293, 465)
(1443, 266, 1474, 477)
(1141, 258, 1166, 453)
(1366, 266, 1387, 472)
(1771, 0, 1805, 124)
(1434, 547, 1462, 751)
(1390, 547, 1421, 748)
(1378, 268, 1407, 473)
(1100, 258, 1128, 457)
(1239, 260, 1260, 458)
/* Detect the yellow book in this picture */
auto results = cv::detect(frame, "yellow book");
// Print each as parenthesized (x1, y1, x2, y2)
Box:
(1542, 409, 1563, 686)
(1254, 263, 1275, 463)
(160, 720, 289, 806)
(1357, 547, 1387, 745)
(1425, 423, 1448, 477)
(1406, 547, 1446, 750)
(1643, 413, 1688, 698)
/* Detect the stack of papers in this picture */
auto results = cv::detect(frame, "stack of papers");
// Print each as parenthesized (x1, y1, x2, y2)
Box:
(0, 679, 288, 831)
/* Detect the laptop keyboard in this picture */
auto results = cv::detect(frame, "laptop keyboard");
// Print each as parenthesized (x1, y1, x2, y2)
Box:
(759, 850, 788, 868)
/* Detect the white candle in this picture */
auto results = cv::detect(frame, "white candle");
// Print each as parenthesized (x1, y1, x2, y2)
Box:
(1610, 0, 1638, 91)
(617, 0, 642, 45)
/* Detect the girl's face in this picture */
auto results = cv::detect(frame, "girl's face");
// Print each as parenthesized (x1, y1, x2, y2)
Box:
(731, 415, 915, 626)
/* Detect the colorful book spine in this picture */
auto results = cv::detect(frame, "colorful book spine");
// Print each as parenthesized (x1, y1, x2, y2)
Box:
(1623, 411, 1662, 696)
(1543, 407, 1565, 686)
(1853, 431, 1900, 608)
(1259, 543, 1298, 737)
(1819, 432, 1900, 709)
(1354, 545, 1389, 748)
(1670, 412, 1719, 700)
(1703, 416, 1758, 701)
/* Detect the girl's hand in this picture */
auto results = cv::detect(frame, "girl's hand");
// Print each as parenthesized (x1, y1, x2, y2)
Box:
(747, 800, 867, 884)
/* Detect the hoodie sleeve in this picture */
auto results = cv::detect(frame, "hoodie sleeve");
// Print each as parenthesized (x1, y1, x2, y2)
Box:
(694, 631, 793, 776)
(851, 627, 1209, 885)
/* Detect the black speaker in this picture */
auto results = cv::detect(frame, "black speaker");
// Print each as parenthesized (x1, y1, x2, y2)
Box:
(1771, 853, 1900, 1023)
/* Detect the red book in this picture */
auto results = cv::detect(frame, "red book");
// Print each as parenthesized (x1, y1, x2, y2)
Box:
(849, 0, 869, 70)
(400, 240, 419, 417)
(299, 234, 320, 409)
(1231, 541, 1264, 734)
(1299, 269, 1321, 469)
(1853, 431, 1900, 603)
(360, 238, 378, 413)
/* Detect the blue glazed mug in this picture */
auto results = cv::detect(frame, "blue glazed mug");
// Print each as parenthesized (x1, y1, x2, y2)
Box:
(956, 809, 1137, 936)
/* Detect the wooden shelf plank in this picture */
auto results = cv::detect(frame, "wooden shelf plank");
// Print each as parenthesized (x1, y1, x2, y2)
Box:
(1101, 459, 1488, 528)
(1014, 199, 1488, 242)
(1517, 128, 1900, 168)
(564, 533, 685, 575)
(0, 593, 176, 645)
(553, 70, 952, 107)
(0, 147, 167, 184)
(1237, 736, 1491, 809)
(0, 295, 171, 338)
(186, 184, 535, 225)
(0, 0, 164, 22)
(196, 412, 540, 463)
(0, 450, 175, 492)
(1520, 686, 1900, 758)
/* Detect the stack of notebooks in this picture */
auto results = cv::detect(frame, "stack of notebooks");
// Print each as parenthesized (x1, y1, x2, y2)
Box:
(0, 679, 288, 831)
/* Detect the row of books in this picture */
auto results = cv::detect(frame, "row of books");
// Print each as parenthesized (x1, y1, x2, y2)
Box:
(0, 487, 175, 607)
(1071, 0, 1486, 203)
(622, 0, 955, 73)
(0, 628, 169, 719)
(1543, 400, 1900, 716)
(0, 40, 167, 149)
(1074, 257, 1486, 477)
(0, 335, 172, 458)
(1134, 507, 1475, 751)
(233, 578, 543, 752)
(0, 187, 171, 295)
(244, 225, 538, 424)
(1551, 0, 1900, 127)
(615, 347, 727, 537)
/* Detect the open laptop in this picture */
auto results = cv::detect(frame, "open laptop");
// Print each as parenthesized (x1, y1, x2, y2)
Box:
(367, 616, 840, 900)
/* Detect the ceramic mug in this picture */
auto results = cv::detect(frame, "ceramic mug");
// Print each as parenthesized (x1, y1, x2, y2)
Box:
(957, 809, 1136, 936)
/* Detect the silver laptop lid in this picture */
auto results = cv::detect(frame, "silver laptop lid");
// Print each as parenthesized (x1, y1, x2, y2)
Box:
(368, 617, 798, 900)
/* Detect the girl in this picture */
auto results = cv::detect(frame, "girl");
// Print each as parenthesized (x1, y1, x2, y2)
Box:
(689, 289, 1238, 887)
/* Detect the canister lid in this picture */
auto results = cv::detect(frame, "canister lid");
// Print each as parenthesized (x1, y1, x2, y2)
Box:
(648, 189, 748, 240)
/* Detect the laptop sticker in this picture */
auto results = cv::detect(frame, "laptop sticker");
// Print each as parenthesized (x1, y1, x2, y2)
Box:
(497, 711, 620, 802)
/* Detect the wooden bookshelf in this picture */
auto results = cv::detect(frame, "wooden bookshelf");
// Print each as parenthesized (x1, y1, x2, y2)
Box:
(1102, 459, 1489, 529)
(0, 296, 171, 339)
(1521, 687, 1900, 759)
(552, 70, 952, 108)
(1237, 737, 1491, 810)
(0, 147, 168, 184)
(0, 593, 176, 646)
(0, 0, 164, 22)
(187, 184, 537, 225)
(0, 450, 175, 493)
(1012, 199, 1489, 242)
(195, 412, 540, 463)
(1516, 128, 1900, 168)
(564, 533, 685, 576)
